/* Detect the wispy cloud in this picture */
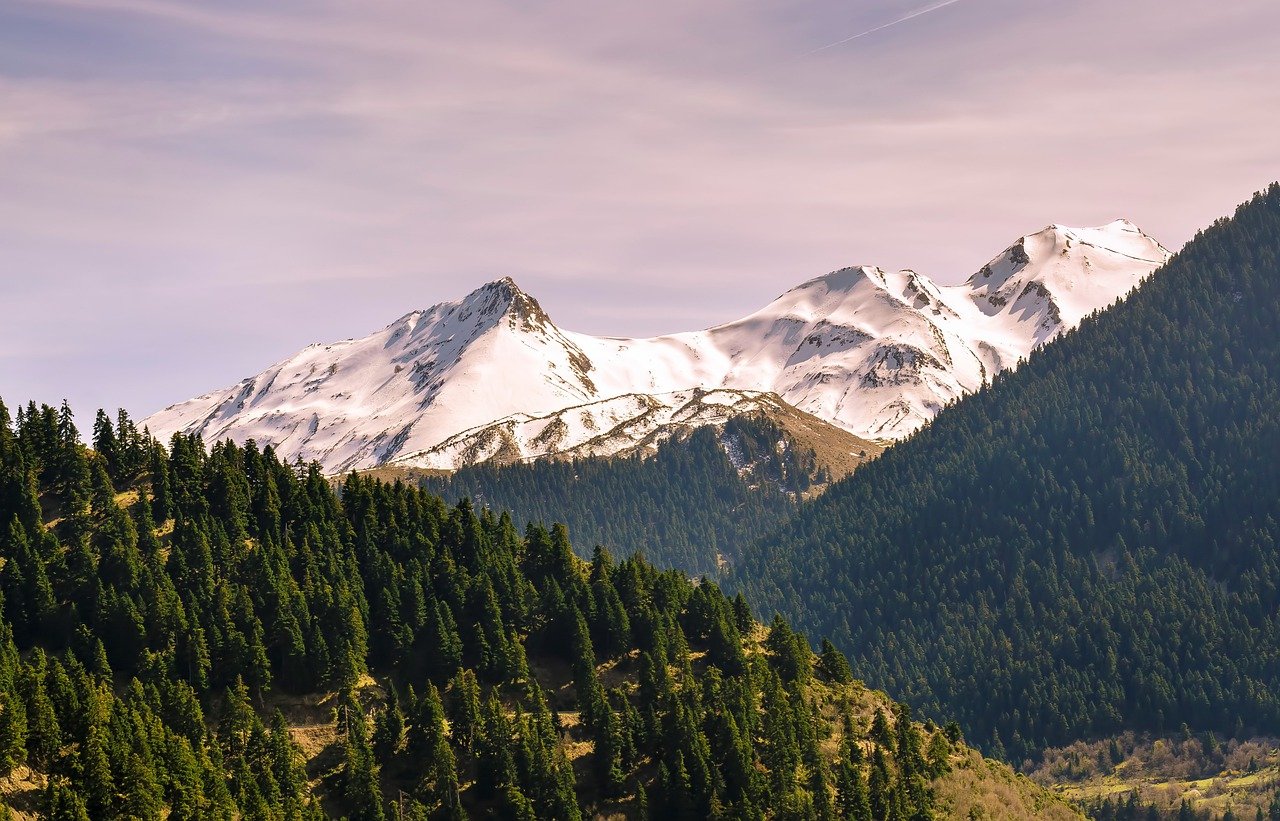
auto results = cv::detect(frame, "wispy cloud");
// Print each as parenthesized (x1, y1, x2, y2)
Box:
(802, 0, 967, 55)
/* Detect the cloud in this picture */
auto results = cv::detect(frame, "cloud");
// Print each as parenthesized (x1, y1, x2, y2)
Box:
(0, 0, 1278, 423)
(802, 0, 967, 55)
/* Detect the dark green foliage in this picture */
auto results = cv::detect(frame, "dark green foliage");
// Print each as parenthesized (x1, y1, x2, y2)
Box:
(765, 614, 812, 684)
(819, 638, 855, 685)
(836, 733, 872, 821)
(421, 419, 821, 575)
(1081, 792, 1232, 820)
(733, 184, 1280, 759)
(0, 400, 961, 817)
(374, 683, 406, 758)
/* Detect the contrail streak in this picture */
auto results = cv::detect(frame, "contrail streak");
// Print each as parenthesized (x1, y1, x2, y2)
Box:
(803, 0, 967, 55)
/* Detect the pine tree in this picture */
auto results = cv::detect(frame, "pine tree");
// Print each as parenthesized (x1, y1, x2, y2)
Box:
(81, 726, 116, 820)
(269, 709, 306, 811)
(121, 752, 164, 819)
(501, 784, 538, 821)
(593, 706, 626, 797)
(869, 745, 892, 821)
(894, 705, 925, 781)
(92, 410, 120, 483)
(870, 709, 894, 753)
(420, 738, 464, 821)
(0, 691, 27, 776)
(819, 638, 855, 684)
(423, 600, 463, 681)
(20, 656, 61, 768)
(731, 593, 754, 635)
(835, 731, 870, 821)
(765, 615, 812, 684)
(926, 732, 951, 777)
(44, 781, 92, 821)
(475, 691, 516, 799)
(374, 684, 405, 758)
(447, 670, 481, 752)
(343, 710, 387, 821)
(407, 682, 446, 760)
(148, 444, 172, 522)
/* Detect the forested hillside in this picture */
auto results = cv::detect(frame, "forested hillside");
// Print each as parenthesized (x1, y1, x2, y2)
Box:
(0, 400, 1071, 819)
(420, 416, 838, 575)
(732, 184, 1280, 763)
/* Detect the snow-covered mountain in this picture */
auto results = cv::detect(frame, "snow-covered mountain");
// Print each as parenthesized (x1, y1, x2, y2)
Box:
(397, 388, 880, 470)
(144, 220, 1170, 473)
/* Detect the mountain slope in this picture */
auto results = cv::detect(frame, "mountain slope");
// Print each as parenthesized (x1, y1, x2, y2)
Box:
(729, 185, 1280, 760)
(0, 399, 1079, 820)
(395, 388, 878, 471)
(418, 412, 878, 577)
(143, 221, 1169, 473)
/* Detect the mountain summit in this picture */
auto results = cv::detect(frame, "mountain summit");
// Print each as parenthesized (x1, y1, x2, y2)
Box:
(448, 276, 557, 332)
(144, 220, 1170, 472)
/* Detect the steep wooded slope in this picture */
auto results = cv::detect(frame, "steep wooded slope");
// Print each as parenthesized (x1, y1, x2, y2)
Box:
(732, 185, 1280, 761)
(419, 414, 875, 576)
(0, 399, 1075, 819)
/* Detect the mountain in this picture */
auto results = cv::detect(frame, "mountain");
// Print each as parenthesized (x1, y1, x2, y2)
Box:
(729, 185, 1280, 761)
(0, 399, 1080, 820)
(416, 413, 878, 577)
(394, 388, 878, 471)
(143, 220, 1169, 473)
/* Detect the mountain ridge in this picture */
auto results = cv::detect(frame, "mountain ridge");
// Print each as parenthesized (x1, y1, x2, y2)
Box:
(143, 219, 1170, 473)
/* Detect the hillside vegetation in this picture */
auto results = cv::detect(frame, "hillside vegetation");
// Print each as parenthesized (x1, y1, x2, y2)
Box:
(421, 414, 875, 576)
(0, 399, 1067, 819)
(732, 184, 1280, 762)
(1031, 732, 1280, 819)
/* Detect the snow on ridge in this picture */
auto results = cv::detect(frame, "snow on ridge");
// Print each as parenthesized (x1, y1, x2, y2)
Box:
(143, 220, 1171, 473)
(392, 388, 789, 470)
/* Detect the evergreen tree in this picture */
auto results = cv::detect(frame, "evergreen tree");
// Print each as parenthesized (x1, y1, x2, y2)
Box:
(44, 781, 92, 821)
(421, 738, 465, 821)
(819, 638, 855, 684)
(0, 691, 27, 776)
(373, 684, 405, 758)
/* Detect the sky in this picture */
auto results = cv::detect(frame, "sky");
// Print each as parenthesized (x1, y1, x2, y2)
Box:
(2, 0, 1278, 425)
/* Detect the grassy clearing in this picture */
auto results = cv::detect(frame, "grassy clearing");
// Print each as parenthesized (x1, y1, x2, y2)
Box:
(1030, 732, 1280, 817)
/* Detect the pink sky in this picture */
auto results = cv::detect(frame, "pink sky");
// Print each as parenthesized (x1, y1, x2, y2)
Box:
(1, 0, 1278, 422)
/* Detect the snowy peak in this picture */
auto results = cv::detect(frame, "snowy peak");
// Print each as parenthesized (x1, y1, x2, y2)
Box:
(142, 275, 602, 473)
(398, 276, 554, 339)
(969, 220, 1170, 288)
(451, 276, 555, 334)
(967, 220, 1171, 340)
(785, 265, 884, 297)
(144, 219, 1171, 472)
(772, 265, 945, 317)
